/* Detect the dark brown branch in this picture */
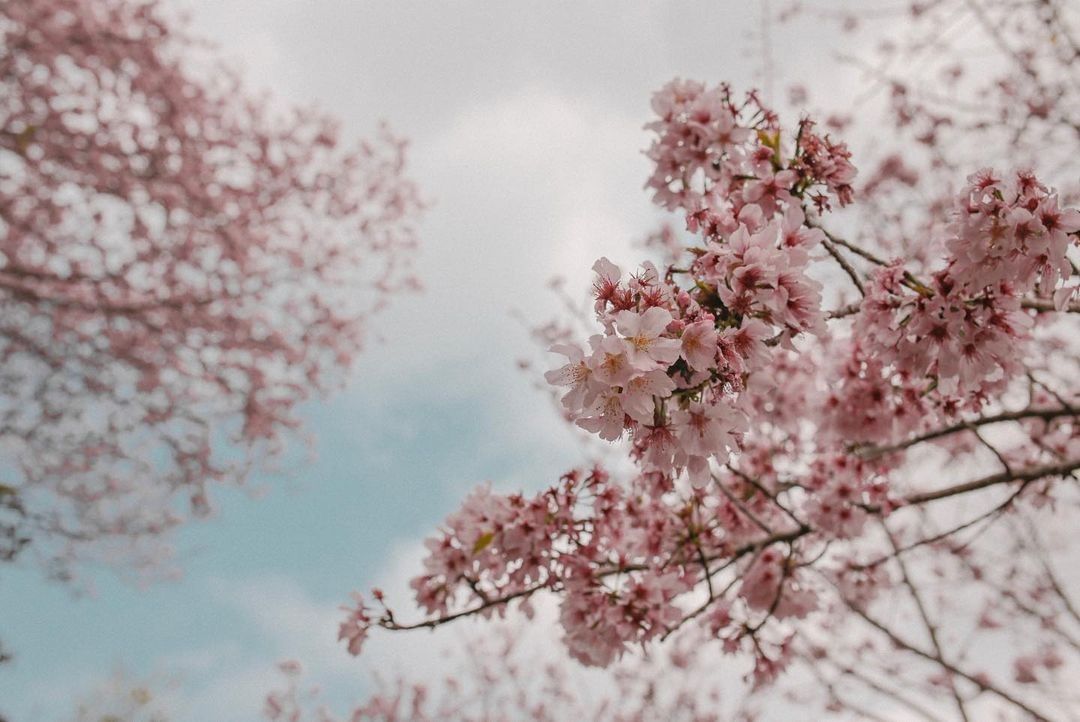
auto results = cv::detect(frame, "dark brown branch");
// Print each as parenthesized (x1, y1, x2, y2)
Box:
(1022, 297, 1080, 313)
(822, 238, 865, 296)
(902, 458, 1080, 507)
(857, 407, 1078, 461)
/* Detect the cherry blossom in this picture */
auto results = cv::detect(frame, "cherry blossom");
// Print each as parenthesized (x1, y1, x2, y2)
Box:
(0, 0, 423, 579)
(343, 69, 1079, 721)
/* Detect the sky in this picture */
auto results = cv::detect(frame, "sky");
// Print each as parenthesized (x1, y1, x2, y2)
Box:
(0, 2, 886, 719)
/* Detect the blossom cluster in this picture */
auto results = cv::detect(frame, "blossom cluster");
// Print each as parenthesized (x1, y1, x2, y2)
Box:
(948, 169, 1079, 304)
(547, 81, 856, 482)
(644, 81, 856, 215)
(829, 169, 1079, 442)
(345, 440, 893, 673)
(401, 468, 699, 667)
(858, 264, 1032, 397)
(545, 261, 754, 482)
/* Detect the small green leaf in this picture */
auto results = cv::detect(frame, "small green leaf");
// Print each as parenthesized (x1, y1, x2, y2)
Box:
(756, 129, 780, 151)
(472, 532, 495, 554)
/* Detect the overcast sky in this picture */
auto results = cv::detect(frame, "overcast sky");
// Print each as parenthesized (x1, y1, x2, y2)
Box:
(0, 2, 888, 719)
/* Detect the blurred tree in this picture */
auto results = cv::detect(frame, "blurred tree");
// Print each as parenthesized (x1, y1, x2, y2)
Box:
(0, 0, 423, 581)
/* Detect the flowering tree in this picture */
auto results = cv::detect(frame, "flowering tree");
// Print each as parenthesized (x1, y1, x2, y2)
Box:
(337, 3, 1079, 719)
(0, 0, 422, 580)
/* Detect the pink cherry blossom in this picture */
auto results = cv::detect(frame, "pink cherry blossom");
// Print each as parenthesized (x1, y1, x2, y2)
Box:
(620, 370, 677, 424)
(544, 342, 596, 412)
(671, 401, 741, 460)
(0, 0, 423, 577)
(680, 319, 720, 372)
(345, 57, 1080, 722)
(613, 307, 681, 371)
